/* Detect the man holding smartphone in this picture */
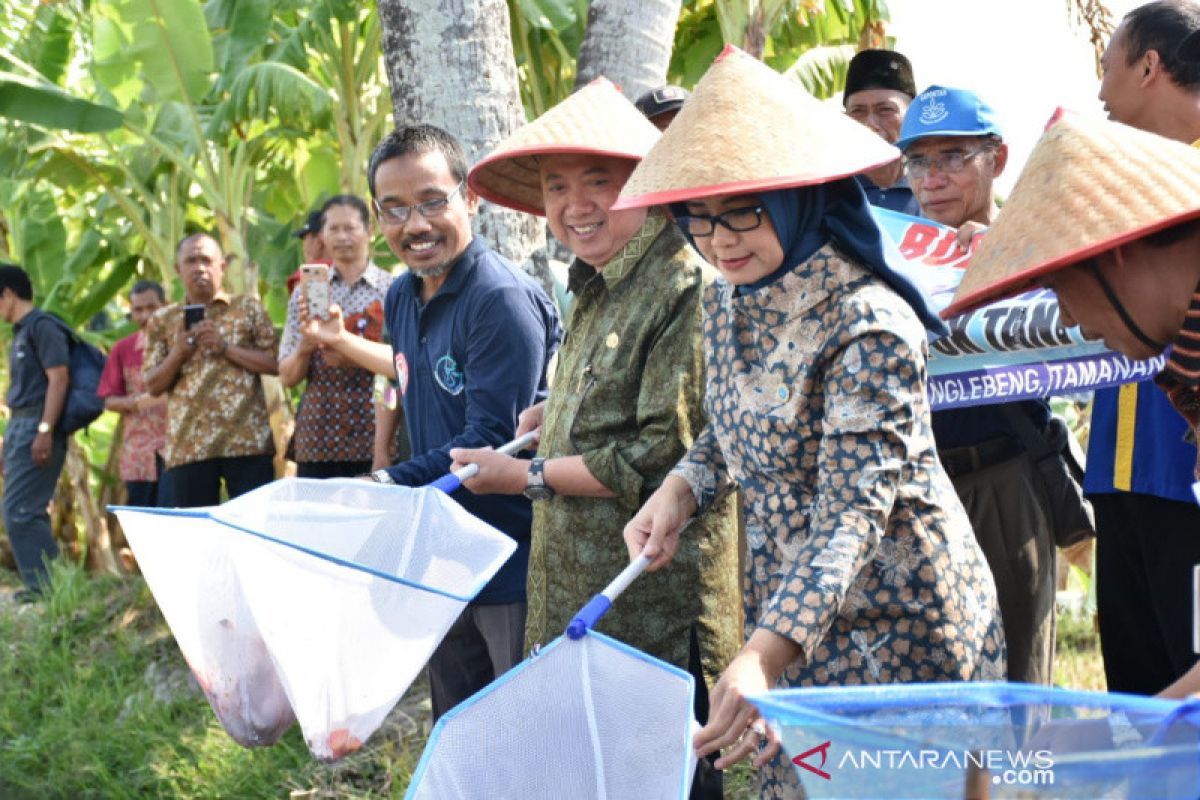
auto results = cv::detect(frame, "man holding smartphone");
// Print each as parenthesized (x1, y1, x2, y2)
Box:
(278, 195, 396, 478)
(307, 125, 561, 720)
(143, 233, 279, 506)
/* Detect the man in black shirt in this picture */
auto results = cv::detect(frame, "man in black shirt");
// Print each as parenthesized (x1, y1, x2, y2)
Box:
(0, 264, 69, 601)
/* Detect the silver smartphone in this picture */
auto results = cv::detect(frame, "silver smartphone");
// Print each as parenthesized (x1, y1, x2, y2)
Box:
(300, 263, 331, 319)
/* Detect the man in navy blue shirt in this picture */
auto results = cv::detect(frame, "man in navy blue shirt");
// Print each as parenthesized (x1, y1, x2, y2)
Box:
(0, 264, 70, 602)
(312, 125, 561, 719)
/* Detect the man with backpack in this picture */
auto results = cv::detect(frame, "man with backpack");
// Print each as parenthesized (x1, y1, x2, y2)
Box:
(0, 263, 70, 602)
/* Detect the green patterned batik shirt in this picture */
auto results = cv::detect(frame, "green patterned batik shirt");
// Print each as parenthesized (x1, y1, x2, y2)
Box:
(528, 210, 741, 685)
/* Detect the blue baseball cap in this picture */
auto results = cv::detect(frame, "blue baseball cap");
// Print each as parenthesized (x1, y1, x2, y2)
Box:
(895, 85, 1002, 151)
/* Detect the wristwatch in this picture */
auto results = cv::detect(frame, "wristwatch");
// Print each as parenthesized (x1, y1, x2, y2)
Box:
(36, 421, 51, 435)
(369, 469, 396, 485)
(523, 457, 555, 501)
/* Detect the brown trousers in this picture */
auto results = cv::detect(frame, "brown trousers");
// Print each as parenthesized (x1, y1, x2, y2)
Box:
(950, 452, 1057, 684)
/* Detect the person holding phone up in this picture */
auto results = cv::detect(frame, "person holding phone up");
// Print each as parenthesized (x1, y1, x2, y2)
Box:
(143, 232, 280, 507)
(277, 195, 398, 478)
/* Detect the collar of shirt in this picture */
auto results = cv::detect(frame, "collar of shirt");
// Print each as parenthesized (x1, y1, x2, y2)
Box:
(1159, 283, 1200, 388)
(333, 262, 390, 292)
(202, 291, 232, 307)
(397, 236, 482, 302)
(12, 309, 37, 332)
(1156, 283, 1200, 434)
(856, 172, 911, 192)
(567, 209, 667, 295)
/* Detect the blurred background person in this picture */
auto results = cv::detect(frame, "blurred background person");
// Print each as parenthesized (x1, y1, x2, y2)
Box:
(278, 195, 395, 479)
(97, 280, 168, 506)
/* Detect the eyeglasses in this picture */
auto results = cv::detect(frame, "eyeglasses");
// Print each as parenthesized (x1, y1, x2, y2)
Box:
(675, 205, 765, 237)
(902, 147, 993, 179)
(374, 181, 465, 225)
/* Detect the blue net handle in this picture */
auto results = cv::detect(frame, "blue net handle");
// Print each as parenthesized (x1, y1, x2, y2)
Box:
(566, 555, 651, 639)
(427, 431, 539, 494)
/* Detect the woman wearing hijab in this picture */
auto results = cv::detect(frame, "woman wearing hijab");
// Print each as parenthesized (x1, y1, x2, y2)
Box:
(617, 47, 1006, 799)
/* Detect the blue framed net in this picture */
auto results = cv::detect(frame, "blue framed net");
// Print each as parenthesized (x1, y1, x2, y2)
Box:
(405, 630, 697, 799)
(112, 477, 516, 760)
(750, 682, 1200, 799)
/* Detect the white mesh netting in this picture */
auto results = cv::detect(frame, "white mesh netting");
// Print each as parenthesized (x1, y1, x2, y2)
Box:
(115, 477, 516, 761)
(406, 631, 696, 800)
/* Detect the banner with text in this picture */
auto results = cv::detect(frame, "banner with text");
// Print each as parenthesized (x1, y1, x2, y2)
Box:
(872, 207, 1163, 409)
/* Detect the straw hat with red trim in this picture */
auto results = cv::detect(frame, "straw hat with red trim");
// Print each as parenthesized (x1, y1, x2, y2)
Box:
(611, 45, 900, 210)
(467, 77, 661, 216)
(943, 108, 1200, 319)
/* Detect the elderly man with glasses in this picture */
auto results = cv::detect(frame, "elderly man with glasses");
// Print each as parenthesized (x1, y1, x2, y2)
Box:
(898, 86, 1061, 687)
(308, 124, 562, 721)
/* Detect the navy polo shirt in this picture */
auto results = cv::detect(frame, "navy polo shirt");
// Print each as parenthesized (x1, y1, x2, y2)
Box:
(383, 236, 562, 604)
(7, 309, 70, 411)
(855, 173, 921, 217)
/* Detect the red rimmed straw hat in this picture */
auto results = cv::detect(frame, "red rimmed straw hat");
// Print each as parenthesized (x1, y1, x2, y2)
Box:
(467, 77, 662, 216)
(943, 108, 1200, 319)
(610, 45, 900, 210)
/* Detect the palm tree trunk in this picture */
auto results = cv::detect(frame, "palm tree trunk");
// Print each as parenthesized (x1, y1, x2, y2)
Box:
(377, 0, 550, 293)
(574, 0, 681, 99)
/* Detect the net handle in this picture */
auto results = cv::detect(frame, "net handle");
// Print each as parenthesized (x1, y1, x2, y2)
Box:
(566, 555, 651, 640)
(426, 431, 539, 493)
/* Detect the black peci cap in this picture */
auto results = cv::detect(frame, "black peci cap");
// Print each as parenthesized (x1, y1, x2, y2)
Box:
(634, 85, 690, 120)
(843, 49, 916, 105)
(292, 210, 323, 238)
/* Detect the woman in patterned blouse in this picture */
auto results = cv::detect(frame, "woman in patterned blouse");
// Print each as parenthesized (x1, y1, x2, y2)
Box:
(616, 47, 1006, 799)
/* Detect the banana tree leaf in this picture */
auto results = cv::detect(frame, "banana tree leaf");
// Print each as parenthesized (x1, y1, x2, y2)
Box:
(782, 43, 857, 100)
(11, 186, 68, 299)
(514, 0, 578, 32)
(297, 145, 339, 210)
(30, 6, 73, 85)
(207, 0, 272, 93)
(68, 255, 139, 326)
(0, 71, 124, 132)
(222, 61, 332, 128)
(34, 147, 126, 190)
(106, 0, 214, 105)
(91, 12, 143, 106)
(41, 229, 106, 320)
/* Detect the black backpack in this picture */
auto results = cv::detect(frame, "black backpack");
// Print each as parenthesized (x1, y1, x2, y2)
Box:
(26, 311, 107, 434)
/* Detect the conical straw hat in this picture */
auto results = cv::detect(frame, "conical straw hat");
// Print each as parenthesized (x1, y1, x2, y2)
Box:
(611, 45, 900, 210)
(468, 77, 662, 216)
(944, 108, 1200, 318)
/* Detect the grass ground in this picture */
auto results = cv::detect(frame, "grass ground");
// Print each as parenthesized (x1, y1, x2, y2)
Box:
(0, 563, 1107, 798)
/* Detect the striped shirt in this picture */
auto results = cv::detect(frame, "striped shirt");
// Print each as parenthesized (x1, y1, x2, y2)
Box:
(1157, 284, 1200, 479)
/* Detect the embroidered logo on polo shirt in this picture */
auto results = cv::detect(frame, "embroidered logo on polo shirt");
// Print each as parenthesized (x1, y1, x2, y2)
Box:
(395, 352, 409, 397)
(434, 354, 464, 396)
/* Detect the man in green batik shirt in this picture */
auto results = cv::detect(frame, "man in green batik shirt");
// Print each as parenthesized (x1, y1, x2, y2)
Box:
(450, 80, 740, 797)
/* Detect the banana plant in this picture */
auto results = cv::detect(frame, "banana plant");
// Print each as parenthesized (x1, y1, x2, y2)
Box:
(508, 0, 589, 118)
(668, 0, 890, 93)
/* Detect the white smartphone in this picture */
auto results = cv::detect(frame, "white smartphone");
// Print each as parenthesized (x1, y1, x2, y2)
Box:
(300, 263, 331, 319)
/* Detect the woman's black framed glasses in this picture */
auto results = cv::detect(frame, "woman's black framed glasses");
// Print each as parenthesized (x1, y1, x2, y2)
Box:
(675, 205, 765, 237)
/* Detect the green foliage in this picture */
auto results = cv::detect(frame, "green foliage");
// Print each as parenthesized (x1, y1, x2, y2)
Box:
(0, 0, 389, 325)
(510, 0, 588, 119)
(0, 71, 123, 134)
(0, 563, 425, 797)
(507, 0, 892, 116)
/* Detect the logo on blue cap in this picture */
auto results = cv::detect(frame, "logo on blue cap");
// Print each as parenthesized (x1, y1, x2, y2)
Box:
(918, 93, 949, 126)
(897, 85, 1001, 150)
